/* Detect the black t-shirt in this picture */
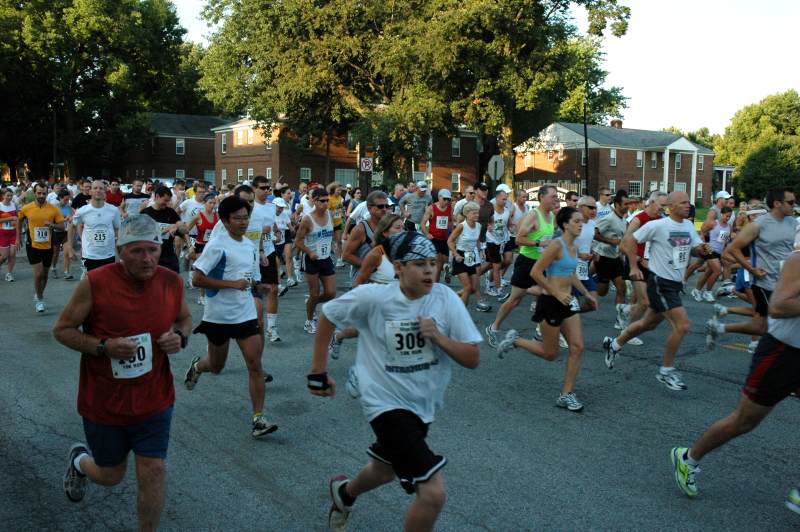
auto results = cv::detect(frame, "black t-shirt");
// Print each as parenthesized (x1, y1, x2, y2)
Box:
(71, 193, 90, 210)
(478, 200, 495, 242)
(142, 206, 181, 271)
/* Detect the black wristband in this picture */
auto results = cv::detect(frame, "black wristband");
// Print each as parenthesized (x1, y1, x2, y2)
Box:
(307, 372, 330, 390)
(174, 329, 188, 349)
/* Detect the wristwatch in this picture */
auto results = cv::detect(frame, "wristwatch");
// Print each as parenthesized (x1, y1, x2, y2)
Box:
(174, 329, 188, 349)
(96, 339, 107, 357)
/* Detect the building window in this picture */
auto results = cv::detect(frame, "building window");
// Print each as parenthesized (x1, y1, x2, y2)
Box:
(581, 149, 586, 166)
(650, 180, 658, 191)
(651, 152, 657, 169)
(334, 168, 358, 188)
(697, 183, 703, 198)
(675, 153, 682, 170)
(674, 181, 686, 192)
(557, 149, 564, 161)
(636, 151, 643, 168)
(221, 168, 227, 185)
(546, 150, 554, 161)
(628, 181, 642, 197)
(265, 139, 272, 150)
(221, 133, 227, 154)
(176, 138, 185, 156)
(237, 130, 243, 145)
(451, 173, 461, 192)
(237, 168, 243, 183)
(247, 129, 254, 145)
(247, 168, 254, 180)
(524, 152, 532, 168)
(451, 137, 461, 158)
(610, 149, 617, 167)
(698, 155, 704, 171)
(266, 167, 272, 181)
(580, 180, 587, 194)
(203, 170, 215, 182)
(175, 169, 185, 179)
(300, 167, 311, 181)
(608, 179, 616, 193)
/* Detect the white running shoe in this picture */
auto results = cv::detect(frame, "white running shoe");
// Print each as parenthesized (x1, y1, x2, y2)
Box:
(485, 286, 499, 297)
(559, 334, 568, 349)
(713, 303, 728, 319)
(5, 272, 13, 282)
(496, 329, 519, 359)
(501, 278, 510, 287)
(328, 332, 343, 359)
(534, 324, 543, 341)
(345, 366, 360, 398)
(702, 290, 715, 302)
(286, 277, 298, 288)
(691, 288, 703, 302)
(556, 392, 584, 412)
(197, 295, 206, 306)
(35, 301, 45, 313)
(328, 476, 352, 532)
(747, 340, 759, 354)
(268, 327, 281, 342)
(656, 369, 687, 391)
(304, 319, 317, 334)
(705, 318, 721, 351)
(602, 336, 619, 369)
(475, 301, 492, 312)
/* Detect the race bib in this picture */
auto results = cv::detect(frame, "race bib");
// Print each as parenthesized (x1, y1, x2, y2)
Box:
(464, 250, 479, 266)
(717, 230, 730, 243)
(89, 228, 108, 247)
(1, 220, 12, 230)
(384, 320, 435, 368)
(576, 260, 589, 280)
(538, 235, 552, 252)
(643, 242, 652, 260)
(316, 240, 331, 259)
(273, 229, 284, 245)
(33, 226, 50, 243)
(743, 269, 751, 283)
(245, 229, 261, 242)
(569, 297, 581, 312)
(672, 245, 690, 269)
(435, 216, 448, 230)
(158, 223, 172, 242)
(111, 333, 152, 380)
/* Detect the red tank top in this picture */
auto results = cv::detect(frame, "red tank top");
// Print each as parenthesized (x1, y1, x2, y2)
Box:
(634, 211, 657, 258)
(196, 210, 218, 244)
(429, 202, 452, 240)
(78, 263, 183, 425)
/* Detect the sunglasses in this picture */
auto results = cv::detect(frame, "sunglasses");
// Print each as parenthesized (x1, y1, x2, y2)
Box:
(316, 198, 329, 203)
(371, 203, 390, 209)
(784, 199, 796, 205)
(442, 198, 452, 201)
(585, 205, 597, 210)
(258, 186, 270, 190)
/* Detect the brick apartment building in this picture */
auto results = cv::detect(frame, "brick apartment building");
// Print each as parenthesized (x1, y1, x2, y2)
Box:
(515, 121, 715, 205)
(121, 113, 229, 183)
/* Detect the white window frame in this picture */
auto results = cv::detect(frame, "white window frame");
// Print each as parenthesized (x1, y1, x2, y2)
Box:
(697, 182, 703, 198)
(175, 138, 185, 156)
(674, 181, 686, 192)
(203, 170, 215, 182)
(628, 180, 642, 197)
(581, 149, 586, 167)
(237, 168, 243, 183)
(546, 150, 554, 161)
(247, 168, 254, 180)
(636, 150, 643, 168)
(524, 152, 532, 168)
(608, 179, 616, 193)
(221, 133, 227, 154)
(609, 149, 617, 167)
(451, 137, 461, 158)
(651, 152, 657, 169)
(221, 168, 227, 185)
(175, 169, 185, 179)
(557, 149, 564, 161)
(300, 167, 311, 181)
(237, 130, 243, 145)
(247, 129, 254, 145)
(451, 173, 461, 192)
(266, 167, 272, 181)
(698, 155, 704, 171)
(675, 153, 682, 170)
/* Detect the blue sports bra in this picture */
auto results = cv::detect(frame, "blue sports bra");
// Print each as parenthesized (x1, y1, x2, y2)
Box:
(545, 237, 578, 277)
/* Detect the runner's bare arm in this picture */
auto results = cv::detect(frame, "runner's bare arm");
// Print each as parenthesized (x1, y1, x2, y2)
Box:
(420, 206, 433, 238)
(447, 223, 463, 258)
(724, 222, 760, 273)
(294, 216, 314, 257)
(768, 253, 800, 318)
(342, 223, 365, 266)
(418, 316, 479, 368)
(514, 211, 540, 247)
(353, 247, 381, 287)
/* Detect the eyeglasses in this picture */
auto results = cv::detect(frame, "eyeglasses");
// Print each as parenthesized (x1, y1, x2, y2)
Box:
(370, 203, 390, 209)
(442, 198, 452, 201)
(601, 193, 611, 197)
(784, 199, 796, 205)
(258, 186, 270, 190)
(585, 205, 597, 210)
(316, 198, 329, 203)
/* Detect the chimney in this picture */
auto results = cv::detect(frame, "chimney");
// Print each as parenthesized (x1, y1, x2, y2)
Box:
(610, 119, 623, 129)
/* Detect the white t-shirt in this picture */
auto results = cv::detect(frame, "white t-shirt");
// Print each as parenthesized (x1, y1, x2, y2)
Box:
(73, 203, 121, 259)
(299, 194, 315, 217)
(595, 210, 626, 259)
(46, 191, 59, 205)
(486, 204, 511, 245)
(453, 198, 469, 219)
(249, 201, 277, 256)
(322, 282, 482, 423)
(193, 231, 260, 324)
(349, 200, 371, 224)
(274, 209, 291, 244)
(179, 198, 204, 236)
(633, 217, 702, 282)
(596, 201, 611, 220)
(574, 218, 596, 280)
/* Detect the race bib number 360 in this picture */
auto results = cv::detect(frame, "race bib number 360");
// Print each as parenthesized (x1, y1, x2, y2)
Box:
(111, 333, 152, 379)
(384, 320, 435, 370)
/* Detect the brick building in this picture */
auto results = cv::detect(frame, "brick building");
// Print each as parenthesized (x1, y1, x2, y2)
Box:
(515, 121, 715, 205)
(121, 113, 229, 183)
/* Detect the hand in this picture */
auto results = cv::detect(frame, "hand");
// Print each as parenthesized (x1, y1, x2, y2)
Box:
(309, 376, 336, 397)
(425, 233, 433, 240)
(105, 337, 139, 359)
(260, 253, 269, 266)
(156, 331, 182, 354)
(454, 254, 463, 263)
(231, 278, 251, 290)
(308, 252, 319, 261)
(418, 316, 440, 339)
(555, 291, 572, 306)
(629, 267, 643, 281)
(584, 294, 598, 310)
(752, 267, 767, 279)
(700, 243, 711, 256)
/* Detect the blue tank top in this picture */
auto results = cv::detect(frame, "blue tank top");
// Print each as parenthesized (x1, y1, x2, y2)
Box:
(545, 237, 578, 277)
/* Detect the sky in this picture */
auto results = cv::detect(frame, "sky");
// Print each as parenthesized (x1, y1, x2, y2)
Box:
(174, 0, 800, 136)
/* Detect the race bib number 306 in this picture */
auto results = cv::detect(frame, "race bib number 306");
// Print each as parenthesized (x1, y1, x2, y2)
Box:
(111, 333, 153, 379)
(384, 320, 435, 370)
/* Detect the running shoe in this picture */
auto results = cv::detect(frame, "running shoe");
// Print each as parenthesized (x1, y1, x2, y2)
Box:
(556, 392, 584, 412)
(443, 263, 452, 284)
(485, 286, 499, 297)
(278, 284, 289, 297)
(51, 269, 59, 278)
(475, 301, 492, 312)
(501, 278, 510, 288)
(613, 317, 624, 330)
(328, 332, 343, 360)
(627, 337, 644, 346)
(497, 291, 511, 303)
(335, 258, 345, 268)
(713, 304, 728, 319)
(786, 487, 800, 515)
(484, 324, 499, 348)
(268, 327, 281, 342)
(529, 301, 536, 313)
(496, 329, 519, 359)
(251, 415, 278, 438)
(702, 290, 716, 303)
(705, 318, 721, 351)
(747, 340, 759, 354)
(602, 336, 619, 369)
(264, 373, 274, 383)
(559, 334, 568, 349)
(5, 272, 14, 282)
(657, 369, 687, 391)
(63, 272, 74, 280)
(304, 319, 317, 334)
(35, 301, 45, 313)
(328, 475, 352, 532)
(64, 443, 89, 503)
(715, 284, 734, 298)
(184, 356, 201, 390)
(615, 303, 630, 326)
(691, 288, 703, 302)
(670, 447, 700, 498)
(534, 325, 543, 341)
(286, 278, 298, 288)
(345, 366, 360, 398)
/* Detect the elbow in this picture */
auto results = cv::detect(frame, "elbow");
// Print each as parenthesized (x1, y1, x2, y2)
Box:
(463, 346, 480, 369)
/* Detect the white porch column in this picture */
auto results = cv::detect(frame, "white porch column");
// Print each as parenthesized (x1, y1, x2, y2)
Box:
(662, 148, 670, 191)
(721, 169, 727, 192)
(690, 150, 697, 204)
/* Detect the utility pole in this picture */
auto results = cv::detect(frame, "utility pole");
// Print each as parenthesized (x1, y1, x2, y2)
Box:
(583, 81, 590, 196)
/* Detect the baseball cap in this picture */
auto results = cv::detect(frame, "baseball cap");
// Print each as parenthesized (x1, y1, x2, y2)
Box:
(437, 189, 452, 199)
(495, 184, 512, 194)
(715, 191, 732, 200)
(118, 215, 161, 247)
(475, 182, 489, 191)
(416, 180, 429, 190)
(274, 198, 289, 209)
(346, 183, 353, 189)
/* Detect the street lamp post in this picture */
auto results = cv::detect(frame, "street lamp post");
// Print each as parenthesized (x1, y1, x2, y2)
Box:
(583, 82, 590, 195)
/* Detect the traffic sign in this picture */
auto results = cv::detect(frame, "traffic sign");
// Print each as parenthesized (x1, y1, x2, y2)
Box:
(360, 158, 373, 172)
(487, 155, 504, 180)
(371, 172, 383, 186)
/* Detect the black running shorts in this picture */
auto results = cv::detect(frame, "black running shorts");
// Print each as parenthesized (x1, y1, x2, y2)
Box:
(743, 334, 800, 407)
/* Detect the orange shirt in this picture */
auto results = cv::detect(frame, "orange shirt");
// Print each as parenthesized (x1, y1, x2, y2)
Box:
(19, 202, 65, 250)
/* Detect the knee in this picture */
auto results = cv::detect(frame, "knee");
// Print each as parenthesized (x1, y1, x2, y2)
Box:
(542, 348, 559, 362)
(96, 465, 127, 486)
(137, 458, 166, 482)
(418, 484, 446, 513)
(730, 411, 761, 434)
(568, 342, 584, 357)
(674, 320, 690, 336)
(207, 359, 225, 374)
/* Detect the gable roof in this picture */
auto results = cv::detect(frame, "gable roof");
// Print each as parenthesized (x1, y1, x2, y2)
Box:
(149, 113, 231, 138)
(557, 122, 714, 154)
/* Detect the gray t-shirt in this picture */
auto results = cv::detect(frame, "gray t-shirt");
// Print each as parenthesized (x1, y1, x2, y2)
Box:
(754, 213, 798, 291)
(633, 217, 702, 282)
(595, 210, 626, 258)
(399, 193, 432, 224)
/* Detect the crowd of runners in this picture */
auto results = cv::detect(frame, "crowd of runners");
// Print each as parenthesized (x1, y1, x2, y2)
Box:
(2, 174, 799, 530)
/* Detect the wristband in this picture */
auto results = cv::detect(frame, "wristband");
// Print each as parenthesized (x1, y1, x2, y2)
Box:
(307, 372, 330, 390)
(174, 329, 188, 349)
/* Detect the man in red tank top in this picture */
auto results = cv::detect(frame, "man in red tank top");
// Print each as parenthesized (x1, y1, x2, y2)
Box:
(53, 214, 192, 530)
(420, 188, 453, 282)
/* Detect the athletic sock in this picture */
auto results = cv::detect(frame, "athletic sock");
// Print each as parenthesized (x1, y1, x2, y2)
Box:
(73, 453, 88, 475)
(715, 323, 725, 334)
(684, 451, 699, 467)
(267, 313, 278, 330)
(252, 412, 262, 421)
(611, 339, 622, 352)
(339, 482, 356, 507)
(659, 366, 674, 375)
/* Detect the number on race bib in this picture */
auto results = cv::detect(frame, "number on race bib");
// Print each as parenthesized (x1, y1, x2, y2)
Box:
(435, 216, 448, 229)
(89, 228, 108, 247)
(672, 245, 690, 269)
(317, 241, 331, 259)
(33, 226, 50, 243)
(384, 320, 435, 370)
(576, 260, 589, 280)
(111, 333, 153, 379)
(464, 250, 479, 267)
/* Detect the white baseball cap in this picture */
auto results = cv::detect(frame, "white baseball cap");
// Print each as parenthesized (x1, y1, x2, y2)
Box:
(437, 189, 452, 199)
(715, 191, 732, 200)
(416, 180, 429, 190)
(117, 215, 161, 247)
(495, 184, 512, 194)
(274, 198, 289, 209)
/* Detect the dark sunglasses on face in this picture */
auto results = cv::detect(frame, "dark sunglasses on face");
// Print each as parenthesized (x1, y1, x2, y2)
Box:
(585, 205, 597, 210)
(258, 186, 270, 190)
(371, 203, 390, 209)
(784, 199, 796, 205)
(317, 198, 329, 203)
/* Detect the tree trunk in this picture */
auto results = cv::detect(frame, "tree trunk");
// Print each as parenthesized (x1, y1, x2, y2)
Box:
(499, 123, 516, 192)
(325, 130, 331, 183)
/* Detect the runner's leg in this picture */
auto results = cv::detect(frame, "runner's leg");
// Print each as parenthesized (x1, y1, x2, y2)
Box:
(404, 472, 446, 532)
(689, 395, 772, 461)
(237, 334, 266, 414)
(661, 306, 691, 368)
(559, 315, 584, 395)
(491, 286, 526, 330)
(134, 455, 166, 532)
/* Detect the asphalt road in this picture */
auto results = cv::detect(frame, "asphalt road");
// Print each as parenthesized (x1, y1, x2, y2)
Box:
(1, 258, 798, 531)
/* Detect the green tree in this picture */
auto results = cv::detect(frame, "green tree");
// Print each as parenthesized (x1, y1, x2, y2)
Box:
(662, 126, 719, 150)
